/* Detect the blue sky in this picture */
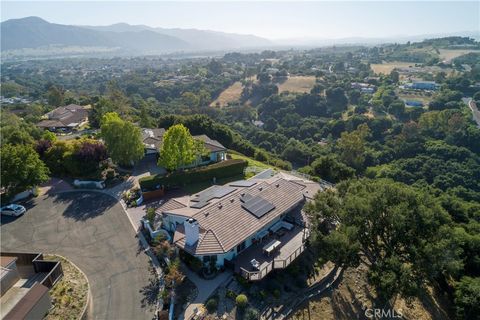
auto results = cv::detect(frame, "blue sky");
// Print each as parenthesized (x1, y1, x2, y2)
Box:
(1, 1, 478, 39)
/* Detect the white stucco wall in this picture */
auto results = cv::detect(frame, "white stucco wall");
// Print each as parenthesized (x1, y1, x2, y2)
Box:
(162, 213, 189, 232)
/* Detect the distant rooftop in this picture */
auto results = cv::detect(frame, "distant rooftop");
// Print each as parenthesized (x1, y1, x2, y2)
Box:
(141, 128, 226, 152)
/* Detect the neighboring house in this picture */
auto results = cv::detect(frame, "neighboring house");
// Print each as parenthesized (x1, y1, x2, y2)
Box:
(405, 100, 424, 107)
(252, 120, 264, 128)
(37, 104, 89, 132)
(409, 80, 439, 90)
(157, 170, 327, 281)
(351, 82, 376, 94)
(141, 128, 227, 165)
(0, 252, 63, 319)
(142, 128, 166, 155)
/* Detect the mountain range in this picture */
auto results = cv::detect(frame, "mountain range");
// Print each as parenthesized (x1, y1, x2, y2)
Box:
(0, 16, 272, 54)
(2, 16, 479, 58)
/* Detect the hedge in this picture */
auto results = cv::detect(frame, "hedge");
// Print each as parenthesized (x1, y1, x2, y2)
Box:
(139, 159, 247, 191)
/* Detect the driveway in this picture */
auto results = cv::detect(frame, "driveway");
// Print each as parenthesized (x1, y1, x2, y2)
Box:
(0, 192, 156, 320)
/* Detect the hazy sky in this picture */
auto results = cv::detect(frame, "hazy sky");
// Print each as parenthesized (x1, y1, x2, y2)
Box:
(1, 1, 479, 39)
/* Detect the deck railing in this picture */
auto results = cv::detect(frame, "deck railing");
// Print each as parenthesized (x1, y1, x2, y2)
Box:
(240, 262, 273, 281)
(273, 243, 306, 269)
(239, 232, 307, 281)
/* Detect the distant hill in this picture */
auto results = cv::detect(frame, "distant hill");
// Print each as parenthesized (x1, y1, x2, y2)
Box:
(1, 17, 115, 50)
(1, 17, 190, 53)
(1, 17, 272, 55)
(84, 22, 272, 51)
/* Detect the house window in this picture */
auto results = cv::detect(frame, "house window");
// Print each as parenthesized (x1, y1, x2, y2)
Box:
(236, 241, 246, 253)
(202, 255, 217, 263)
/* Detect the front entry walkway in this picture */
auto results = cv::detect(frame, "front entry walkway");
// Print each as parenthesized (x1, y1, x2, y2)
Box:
(178, 263, 232, 320)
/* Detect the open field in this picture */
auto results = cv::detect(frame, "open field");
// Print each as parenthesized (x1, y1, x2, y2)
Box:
(438, 49, 480, 63)
(210, 81, 243, 107)
(397, 93, 433, 106)
(370, 61, 416, 74)
(277, 75, 316, 93)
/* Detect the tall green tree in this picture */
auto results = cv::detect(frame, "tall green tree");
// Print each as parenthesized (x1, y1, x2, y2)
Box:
(1, 144, 50, 198)
(46, 85, 64, 107)
(100, 112, 144, 166)
(337, 123, 370, 170)
(326, 87, 348, 113)
(158, 124, 196, 171)
(305, 179, 462, 305)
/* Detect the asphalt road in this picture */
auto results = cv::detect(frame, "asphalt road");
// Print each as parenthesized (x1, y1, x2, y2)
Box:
(1, 192, 156, 320)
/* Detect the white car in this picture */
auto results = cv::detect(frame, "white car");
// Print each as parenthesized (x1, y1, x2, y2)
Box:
(0, 204, 26, 217)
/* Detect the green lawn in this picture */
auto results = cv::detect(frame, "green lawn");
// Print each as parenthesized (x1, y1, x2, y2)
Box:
(229, 152, 273, 170)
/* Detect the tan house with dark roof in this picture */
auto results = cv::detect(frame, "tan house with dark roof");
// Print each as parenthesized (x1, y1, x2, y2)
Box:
(159, 170, 326, 281)
(37, 104, 89, 132)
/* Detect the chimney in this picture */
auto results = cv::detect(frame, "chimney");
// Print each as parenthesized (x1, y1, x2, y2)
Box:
(184, 218, 199, 246)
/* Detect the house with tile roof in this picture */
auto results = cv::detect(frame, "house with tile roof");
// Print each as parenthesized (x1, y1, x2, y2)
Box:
(141, 128, 227, 166)
(157, 169, 327, 281)
(37, 104, 89, 132)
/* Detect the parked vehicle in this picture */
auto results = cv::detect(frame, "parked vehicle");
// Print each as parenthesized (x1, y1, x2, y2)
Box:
(0, 204, 26, 217)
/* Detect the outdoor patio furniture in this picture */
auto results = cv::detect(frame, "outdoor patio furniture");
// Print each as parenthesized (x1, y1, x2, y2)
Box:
(256, 229, 269, 241)
(281, 221, 294, 230)
(250, 258, 260, 270)
(275, 228, 287, 237)
(263, 239, 281, 256)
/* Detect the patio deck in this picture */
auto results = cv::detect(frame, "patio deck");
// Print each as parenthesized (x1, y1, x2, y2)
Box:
(233, 225, 308, 281)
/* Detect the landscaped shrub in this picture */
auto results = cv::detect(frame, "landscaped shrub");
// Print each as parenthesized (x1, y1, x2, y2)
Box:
(105, 168, 116, 180)
(259, 290, 268, 300)
(139, 159, 247, 191)
(244, 307, 259, 320)
(273, 289, 281, 299)
(146, 207, 156, 225)
(226, 289, 237, 300)
(235, 274, 251, 289)
(41, 139, 107, 178)
(235, 294, 248, 309)
(205, 298, 218, 313)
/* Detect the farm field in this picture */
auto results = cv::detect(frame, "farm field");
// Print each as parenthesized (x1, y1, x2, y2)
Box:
(397, 93, 432, 106)
(370, 61, 416, 74)
(438, 49, 480, 63)
(210, 81, 243, 107)
(396, 89, 434, 106)
(277, 75, 316, 93)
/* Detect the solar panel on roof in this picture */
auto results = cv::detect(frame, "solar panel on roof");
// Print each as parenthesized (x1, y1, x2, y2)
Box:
(192, 186, 236, 203)
(241, 195, 276, 218)
(190, 201, 209, 209)
(229, 180, 257, 187)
